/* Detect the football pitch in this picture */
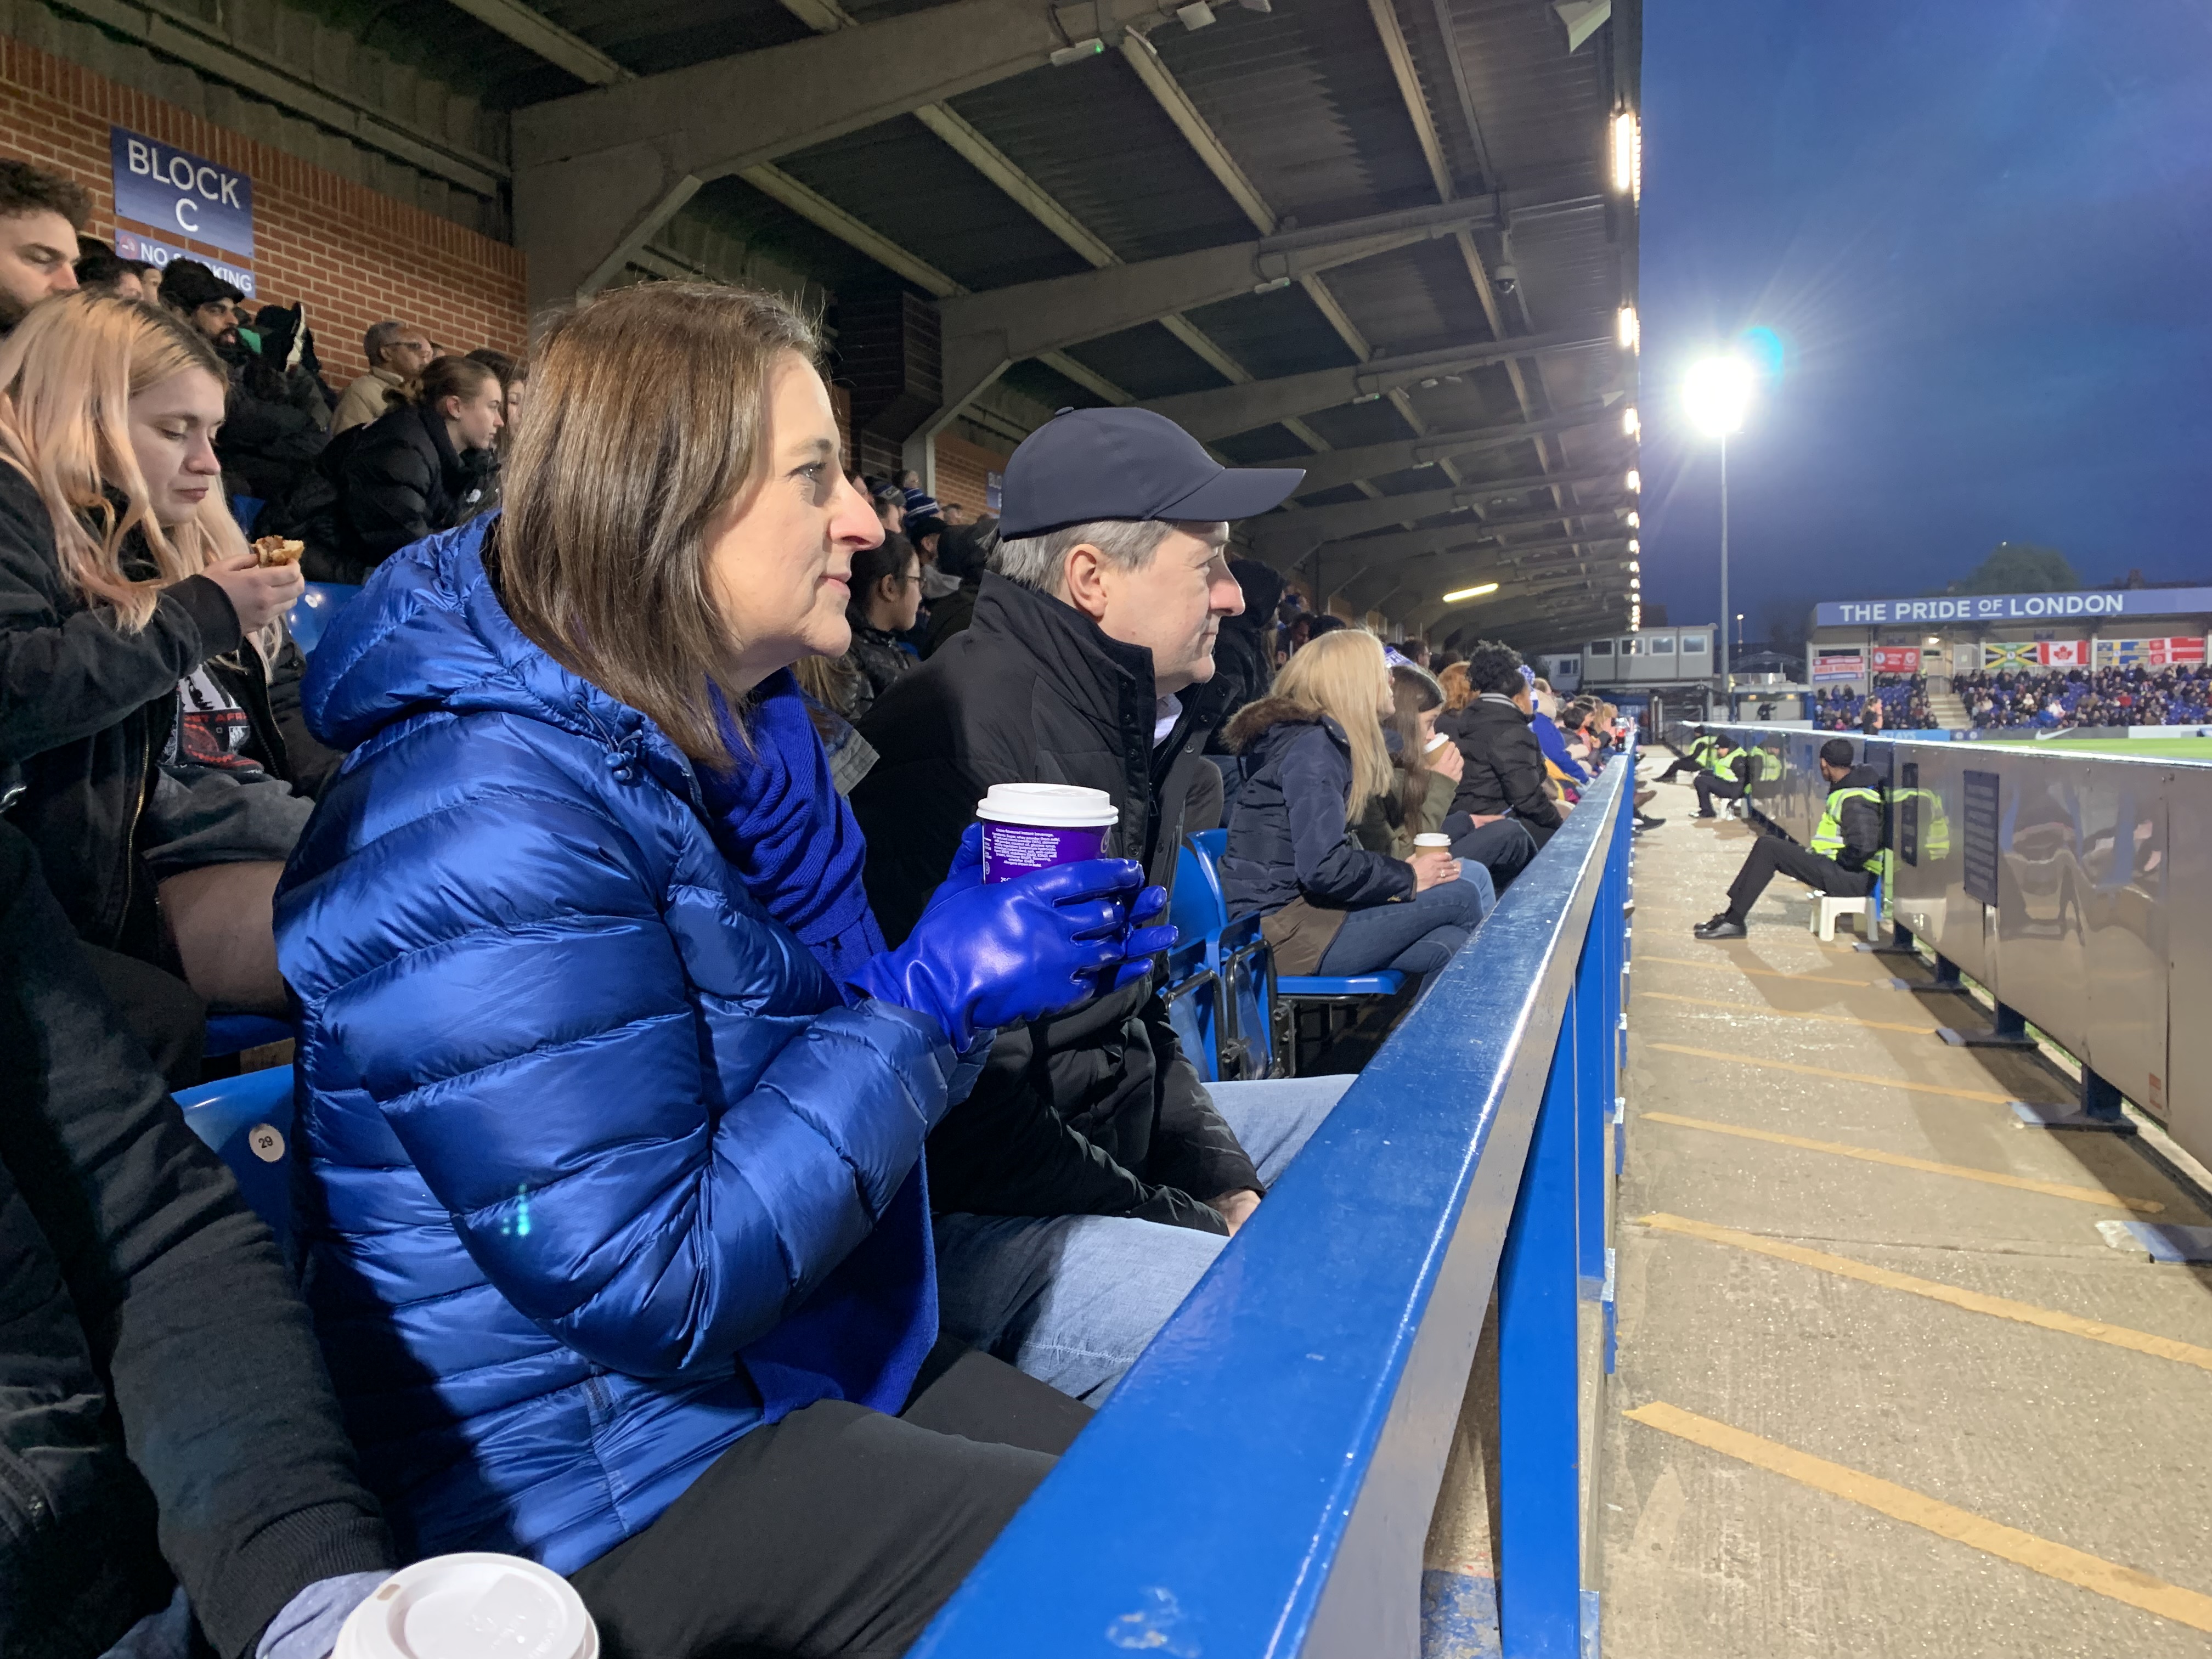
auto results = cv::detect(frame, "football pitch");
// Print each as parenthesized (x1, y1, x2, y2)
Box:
(1968, 735, 2212, 762)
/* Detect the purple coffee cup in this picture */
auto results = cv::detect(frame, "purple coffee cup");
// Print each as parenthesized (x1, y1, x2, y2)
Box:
(975, 783, 1120, 883)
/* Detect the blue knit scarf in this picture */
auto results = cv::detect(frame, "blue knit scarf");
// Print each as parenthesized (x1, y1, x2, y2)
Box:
(701, 671, 885, 983)
(699, 671, 930, 1422)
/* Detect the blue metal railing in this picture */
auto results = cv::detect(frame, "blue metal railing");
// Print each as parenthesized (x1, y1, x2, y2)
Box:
(915, 748, 1635, 1659)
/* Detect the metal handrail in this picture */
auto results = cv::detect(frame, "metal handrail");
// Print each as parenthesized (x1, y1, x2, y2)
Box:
(915, 746, 1635, 1658)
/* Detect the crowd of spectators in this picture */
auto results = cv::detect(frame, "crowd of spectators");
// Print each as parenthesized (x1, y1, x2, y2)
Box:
(0, 155, 1623, 1659)
(1813, 674, 1931, 731)
(1953, 663, 2211, 729)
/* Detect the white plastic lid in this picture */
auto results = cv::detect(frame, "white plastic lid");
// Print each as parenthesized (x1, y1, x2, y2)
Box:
(1413, 832, 1453, 848)
(336, 1554, 596, 1659)
(974, 782, 1119, 828)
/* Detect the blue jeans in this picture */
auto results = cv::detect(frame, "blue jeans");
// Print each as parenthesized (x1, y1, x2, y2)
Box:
(930, 1074, 1355, 1403)
(1313, 871, 1492, 979)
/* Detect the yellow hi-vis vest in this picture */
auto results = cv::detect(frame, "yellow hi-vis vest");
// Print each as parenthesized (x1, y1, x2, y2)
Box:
(1812, 785, 1891, 882)
(1688, 733, 1717, 765)
(1704, 742, 1743, 778)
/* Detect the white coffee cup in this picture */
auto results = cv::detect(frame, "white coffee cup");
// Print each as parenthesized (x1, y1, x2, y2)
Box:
(1413, 833, 1453, 851)
(1424, 731, 1451, 753)
(336, 1554, 596, 1659)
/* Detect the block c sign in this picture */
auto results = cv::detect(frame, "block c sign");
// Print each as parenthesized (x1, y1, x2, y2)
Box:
(110, 127, 255, 261)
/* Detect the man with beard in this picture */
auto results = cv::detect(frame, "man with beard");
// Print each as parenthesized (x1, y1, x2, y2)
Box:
(0, 160, 87, 334)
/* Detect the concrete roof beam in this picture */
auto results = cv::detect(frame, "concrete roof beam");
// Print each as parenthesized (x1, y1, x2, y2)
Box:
(1289, 403, 1620, 495)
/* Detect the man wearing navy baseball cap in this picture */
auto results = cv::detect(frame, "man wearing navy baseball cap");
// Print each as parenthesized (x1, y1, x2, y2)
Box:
(852, 408, 1349, 1405)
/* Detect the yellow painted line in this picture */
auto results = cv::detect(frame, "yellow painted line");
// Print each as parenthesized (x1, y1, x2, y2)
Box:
(1640, 1214, 2212, 1371)
(1625, 1401, 2212, 1633)
(1638, 1113, 2164, 1213)
(1637, 989, 1937, 1035)
(1646, 1041, 2038, 1106)
(1639, 954, 1898, 989)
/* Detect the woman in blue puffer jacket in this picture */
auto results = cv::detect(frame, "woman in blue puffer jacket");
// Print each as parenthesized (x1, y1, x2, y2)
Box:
(273, 285, 1167, 1657)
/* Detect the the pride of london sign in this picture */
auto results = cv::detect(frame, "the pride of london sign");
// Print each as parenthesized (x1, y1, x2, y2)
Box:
(1814, 588, 2212, 628)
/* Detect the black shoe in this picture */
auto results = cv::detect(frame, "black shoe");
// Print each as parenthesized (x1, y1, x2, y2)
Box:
(1694, 810, 1718, 820)
(1636, 813, 1666, 828)
(1693, 914, 1747, 940)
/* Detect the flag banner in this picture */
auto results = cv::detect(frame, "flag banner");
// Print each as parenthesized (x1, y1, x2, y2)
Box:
(1870, 646, 1921, 673)
(2093, 636, 2209, 669)
(1982, 641, 2039, 669)
(2039, 639, 2088, 668)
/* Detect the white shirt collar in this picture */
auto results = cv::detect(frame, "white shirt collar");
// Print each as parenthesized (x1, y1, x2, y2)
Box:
(1153, 694, 1184, 746)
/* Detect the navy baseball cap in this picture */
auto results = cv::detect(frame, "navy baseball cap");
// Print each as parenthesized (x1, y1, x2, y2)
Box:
(999, 407, 1305, 538)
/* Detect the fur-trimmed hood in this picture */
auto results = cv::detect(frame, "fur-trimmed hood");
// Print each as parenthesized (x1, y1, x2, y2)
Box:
(1222, 694, 1328, 752)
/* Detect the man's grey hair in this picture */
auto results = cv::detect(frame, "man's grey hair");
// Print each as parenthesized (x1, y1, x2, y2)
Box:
(363, 319, 405, 366)
(993, 520, 1176, 596)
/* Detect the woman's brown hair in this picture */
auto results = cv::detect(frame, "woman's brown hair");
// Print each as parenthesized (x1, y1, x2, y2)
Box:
(413, 354, 500, 415)
(492, 283, 822, 763)
(1438, 661, 1473, 712)
(1389, 662, 1444, 826)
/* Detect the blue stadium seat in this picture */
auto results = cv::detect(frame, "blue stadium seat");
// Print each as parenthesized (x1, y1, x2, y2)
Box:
(287, 582, 363, 654)
(1181, 834, 1403, 1074)
(174, 1064, 296, 1238)
(228, 495, 264, 533)
(204, 1013, 294, 1058)
(1160, 936, 1222, 1082)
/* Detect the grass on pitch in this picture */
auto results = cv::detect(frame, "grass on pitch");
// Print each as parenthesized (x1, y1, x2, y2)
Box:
(1966, 735, 2212, 761)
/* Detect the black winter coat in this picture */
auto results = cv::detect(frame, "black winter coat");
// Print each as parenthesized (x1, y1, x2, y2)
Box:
(853, 573, 1260, 1232)
(1442, 693, 1563, 845)
(332, 404, 488, 581)
(1201, 614, 1277, 754)
(0, 466, 241, 956)
(1218, 697, 1413, 921)
(0, 824, 394, 1659)
(1827, 764, 1887, 873)
(215, 346, 328, 507)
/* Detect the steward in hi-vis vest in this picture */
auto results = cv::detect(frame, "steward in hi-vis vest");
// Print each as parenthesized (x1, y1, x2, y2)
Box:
(1653, 727, 1716, 785)
(1695, 737, 1886, 940)
(1693, 737, 1755, 818)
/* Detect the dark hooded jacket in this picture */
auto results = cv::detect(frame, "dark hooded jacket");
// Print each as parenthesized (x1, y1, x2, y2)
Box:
(1203, 558, 1284, 753)
(1441, 692, 1563, 845)
(331, 403, 489, 580)
(1217, 697, 1414, 971)
(853, 573, 1260, 1232)
(0, 465, 241, 957)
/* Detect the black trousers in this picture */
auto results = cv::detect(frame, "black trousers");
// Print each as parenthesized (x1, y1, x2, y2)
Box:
(81, 943, 205, 1092)
(570, 1340, 1090, 1659)
(1726, 836, 1871, 920)
(1444, 812, 1541, 890)
(1693, 772, 1747, 813)
(1652, 754, 1704, 782)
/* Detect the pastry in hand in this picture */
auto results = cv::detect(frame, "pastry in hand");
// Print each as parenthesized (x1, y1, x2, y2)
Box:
(252, 535, 306, 568)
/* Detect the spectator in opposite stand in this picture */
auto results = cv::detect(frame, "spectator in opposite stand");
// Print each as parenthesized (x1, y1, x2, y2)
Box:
(330, 318, 433, 435)
(854, 405, 1350, 1401)
(331, 354, 503, 580)
(0, 821, 399, 1659)
(1222, 629, 1489, 988)
(0, 295, 310, 1084)
(276, 281, 1165, 1655)
(0, 160, 85, 334)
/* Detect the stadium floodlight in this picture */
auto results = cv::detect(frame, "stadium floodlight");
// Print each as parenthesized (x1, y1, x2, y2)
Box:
(1683, 353, 1759, 694)
(1683, 356, 1753, 437)
(1616, 304, 1640, 351)
(1624, 469, 1641, 493)
(1441, 582, 1500, 604)
(1622, 405, 1640, 436)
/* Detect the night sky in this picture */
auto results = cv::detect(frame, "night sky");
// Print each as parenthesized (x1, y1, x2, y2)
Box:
(1636, 1, 2212, 644)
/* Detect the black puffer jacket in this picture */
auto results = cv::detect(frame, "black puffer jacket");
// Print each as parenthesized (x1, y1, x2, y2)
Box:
(853, 573, 1259, 1232)
(0, 465, 241, 957)
(0, 823, 395, 1659)
(214, 343, 328, 507)
(331, 403, 489, 581)
(1442, 693, 1562, 846)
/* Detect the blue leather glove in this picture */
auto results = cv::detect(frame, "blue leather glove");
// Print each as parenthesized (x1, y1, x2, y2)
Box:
(847, 850, 1161, 1051)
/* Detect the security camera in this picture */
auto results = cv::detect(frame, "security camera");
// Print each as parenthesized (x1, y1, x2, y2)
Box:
(1492, 262, 1517, 296)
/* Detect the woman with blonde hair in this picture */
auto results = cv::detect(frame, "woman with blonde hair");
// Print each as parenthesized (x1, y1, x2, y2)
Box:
(0, 292, 310, 1073)
(1220, 628, 1490, 985)
(273, 281, 1170, 1653)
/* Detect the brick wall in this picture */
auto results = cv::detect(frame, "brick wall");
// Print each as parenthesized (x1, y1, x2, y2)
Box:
(0, 31, 524, 382)
(934, 432, 1009, 521)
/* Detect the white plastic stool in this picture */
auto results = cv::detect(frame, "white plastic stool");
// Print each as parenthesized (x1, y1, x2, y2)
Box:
(1810, 892, 1872, 942)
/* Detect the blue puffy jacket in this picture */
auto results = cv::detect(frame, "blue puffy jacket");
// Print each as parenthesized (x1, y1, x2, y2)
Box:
(274, 520, 959, 1573)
